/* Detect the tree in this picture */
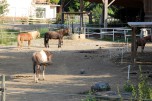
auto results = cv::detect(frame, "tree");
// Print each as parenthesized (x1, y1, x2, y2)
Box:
(50, 0, 60, 4)
(0, 0, 9, 16)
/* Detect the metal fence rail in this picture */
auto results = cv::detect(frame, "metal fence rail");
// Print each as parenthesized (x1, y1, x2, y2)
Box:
(0, 32, 18, 45)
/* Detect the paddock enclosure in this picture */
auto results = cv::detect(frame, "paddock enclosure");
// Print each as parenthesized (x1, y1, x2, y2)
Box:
(0, 24, 152, 101)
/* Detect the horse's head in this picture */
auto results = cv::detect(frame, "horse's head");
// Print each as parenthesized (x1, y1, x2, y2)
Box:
(63, 28, 70, 36)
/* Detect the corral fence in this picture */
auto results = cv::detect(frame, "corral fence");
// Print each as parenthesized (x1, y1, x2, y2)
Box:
(0, 24, 69, 45)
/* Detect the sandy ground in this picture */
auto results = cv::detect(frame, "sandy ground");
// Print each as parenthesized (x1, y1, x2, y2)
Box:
(0, 38, 141, 101)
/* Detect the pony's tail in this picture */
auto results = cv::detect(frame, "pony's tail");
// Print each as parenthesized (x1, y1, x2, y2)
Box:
(17, 34, 21, 48)
(32, 57, 36, 74)
(44, 33, 47, 47)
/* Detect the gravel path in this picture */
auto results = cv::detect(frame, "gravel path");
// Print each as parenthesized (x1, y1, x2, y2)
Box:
(0, 38, 131, 101)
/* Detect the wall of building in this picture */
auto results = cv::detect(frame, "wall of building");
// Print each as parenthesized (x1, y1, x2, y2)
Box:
(5, 0, 58, 19)
(6, 0, 32, 17)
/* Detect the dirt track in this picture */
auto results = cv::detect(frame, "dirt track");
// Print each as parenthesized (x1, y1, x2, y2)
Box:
(0, 38, 132, 101)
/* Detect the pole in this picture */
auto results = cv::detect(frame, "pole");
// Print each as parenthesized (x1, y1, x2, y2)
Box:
(1, 75, 5, 101)
(104, 0, 108, 28)
(61, 0, 64, 24)
(80, 0, 83, 34)
(131, 27, 136, 67)
(127, 65, 130, 81)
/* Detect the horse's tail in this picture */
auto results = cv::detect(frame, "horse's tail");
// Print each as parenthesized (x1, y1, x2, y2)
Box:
(17, 34, 21, 47)
(32, 56, 36, 74)
(44, 33, 48, 47)
(44, 33, 46, 47)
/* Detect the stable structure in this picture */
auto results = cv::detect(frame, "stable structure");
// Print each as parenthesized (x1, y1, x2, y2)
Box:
(128, 22, 152, 66)
(85, 0, 152, 27)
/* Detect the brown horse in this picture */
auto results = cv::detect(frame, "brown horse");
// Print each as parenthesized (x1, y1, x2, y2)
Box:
(17, 31, 40, 49)
(136, 35, 152, 53)
(32, 50, 53, 83)
(44, 28, 70, 48)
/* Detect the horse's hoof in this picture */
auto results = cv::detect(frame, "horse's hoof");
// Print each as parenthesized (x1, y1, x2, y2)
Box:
(35, 80, 38, 83)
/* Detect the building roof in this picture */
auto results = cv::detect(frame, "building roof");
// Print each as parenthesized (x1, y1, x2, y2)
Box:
(85, 0, 143, 8)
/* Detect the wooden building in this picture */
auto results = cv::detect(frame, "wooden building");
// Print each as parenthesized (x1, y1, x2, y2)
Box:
(85, 0, 152, 22)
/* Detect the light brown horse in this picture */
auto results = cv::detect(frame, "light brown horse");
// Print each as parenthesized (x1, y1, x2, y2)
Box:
(44, 28, 70, 48)
(32, 50, 53, 83)
(17, 31, 40, 49)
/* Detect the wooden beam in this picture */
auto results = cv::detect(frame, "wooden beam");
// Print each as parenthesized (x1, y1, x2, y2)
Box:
(80, 0, 84, 34)
(104, 0, 108, 28)
(108, 0, 115, 7)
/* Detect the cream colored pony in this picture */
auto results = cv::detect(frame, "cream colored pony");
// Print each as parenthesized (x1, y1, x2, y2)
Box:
(28, 31, 40, 39)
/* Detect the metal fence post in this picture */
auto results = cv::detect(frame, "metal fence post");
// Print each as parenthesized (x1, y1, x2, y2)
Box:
(1, 75, 5, 101)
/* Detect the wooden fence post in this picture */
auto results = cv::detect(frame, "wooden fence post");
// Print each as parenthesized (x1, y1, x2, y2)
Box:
(1, 75, 5, 101)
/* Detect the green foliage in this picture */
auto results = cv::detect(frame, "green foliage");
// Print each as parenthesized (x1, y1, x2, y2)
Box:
(0, 29, 19, 45)
(92, 4, 102, 24)
(0, 0, 9, 16)
(123, 66, 152, 100)
(50, 0, 60, 4)
(108, 6, 119, 17)
(67, 0, 80, 12)
(62, 0, 120, 24)
(81, 91, 97, 101)
(38, 28, 49, 38)
(123, 81, 134, 92)
(136, 66, 151, 100)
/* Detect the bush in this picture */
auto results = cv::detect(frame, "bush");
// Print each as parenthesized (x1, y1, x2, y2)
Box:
(38, 28, 49, 38)
(123, 66, 152, 100)
(123, 81, 134, 92)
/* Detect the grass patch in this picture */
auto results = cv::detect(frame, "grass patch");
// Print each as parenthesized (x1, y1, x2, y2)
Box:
(0, 29, 19, 45)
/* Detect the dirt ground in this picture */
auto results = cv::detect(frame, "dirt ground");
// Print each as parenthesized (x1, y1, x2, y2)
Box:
(0, 38, 152, 101)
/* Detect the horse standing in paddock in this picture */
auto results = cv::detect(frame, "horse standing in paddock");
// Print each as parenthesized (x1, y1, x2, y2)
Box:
(17, 33, 32, 49)
(32, 50, 53, 83)
(136, 35, 152, 53)
(17, 31, 40, 49)
(44, 28, 70, 48)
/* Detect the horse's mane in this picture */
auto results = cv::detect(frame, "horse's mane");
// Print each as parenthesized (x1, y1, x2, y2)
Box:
(28, 31, 40, 39)
(57, 28, 69, 35)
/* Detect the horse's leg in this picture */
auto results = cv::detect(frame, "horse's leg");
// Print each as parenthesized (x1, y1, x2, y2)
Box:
(46, 40, 49, 48)
(28, 40, 31, 49)
(142, 46, 144, 53)
(20, 41, 23, 49)
(58, 39, 61, 48)
(35, 65, 40, 83)
(61, 38, 63, 45)
(47, 40, 49, 48)
(42, 65, 46, 80)
(142, 44, 145, 53)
